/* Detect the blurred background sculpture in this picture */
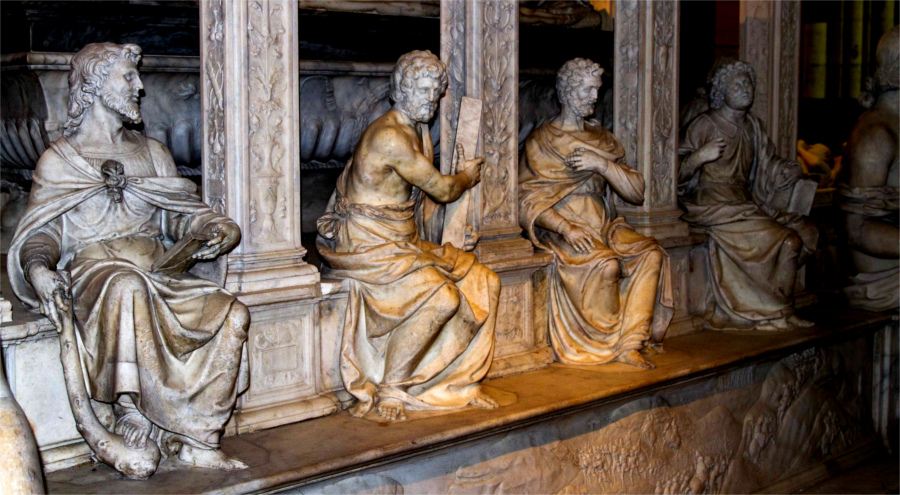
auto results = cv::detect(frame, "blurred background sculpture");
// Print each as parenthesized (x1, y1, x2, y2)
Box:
(678, 60, 819, 331)
(838, 25, 899, 312)
(7, 42, 249, 478)
(518, 58, 673, 369)
(316, 50, 500, 421)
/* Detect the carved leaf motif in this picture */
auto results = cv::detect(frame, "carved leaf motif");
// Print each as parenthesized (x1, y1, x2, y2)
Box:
(649, 0, 676, 207)
(248, 0, 289, 243)
(203, 0, 227, 214)
(481, 0, 516, 228)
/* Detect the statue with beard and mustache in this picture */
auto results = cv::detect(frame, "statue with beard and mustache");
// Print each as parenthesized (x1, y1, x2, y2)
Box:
(316, 50, 501, 422)
(8, 43, 250, 478)
(518, 58, 673, 369)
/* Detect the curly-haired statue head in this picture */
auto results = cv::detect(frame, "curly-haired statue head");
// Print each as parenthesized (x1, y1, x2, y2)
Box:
(708, 60, 756, 111)
(391, 50, 448, 123)
(860, 25, 899, 108)
(64, 42, 143, 137)
(556, 58, 604, 118)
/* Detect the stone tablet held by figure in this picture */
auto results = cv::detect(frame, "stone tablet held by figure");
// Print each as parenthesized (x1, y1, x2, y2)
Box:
(316, 50, 501, 421)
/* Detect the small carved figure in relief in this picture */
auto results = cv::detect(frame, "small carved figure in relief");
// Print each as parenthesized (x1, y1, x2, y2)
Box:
(316, 50, 500, 421)
(678, 60, 818, 331)
(8, 43, 249, 478)
(518, 58, 673, 369)
(838, 25, 899, 312)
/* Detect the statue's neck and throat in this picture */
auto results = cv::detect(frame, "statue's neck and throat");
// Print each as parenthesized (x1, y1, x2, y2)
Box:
(67, 100, 139, 156)
(551, 104, 587, 133)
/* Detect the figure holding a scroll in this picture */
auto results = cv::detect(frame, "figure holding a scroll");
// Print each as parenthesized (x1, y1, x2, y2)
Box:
(518, 58, 674, 369)
(317, 50, 500, 421)
(8, 43, 249, 478)
(678, 60, 818, 331)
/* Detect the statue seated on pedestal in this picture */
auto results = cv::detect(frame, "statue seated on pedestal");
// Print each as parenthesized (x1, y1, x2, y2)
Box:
(517, 58, 674, 370)
(316, 50, 501, 421)
(8, 43, 249, 478)
(838, 26, 899, 312)
(678, 60, 819, 331)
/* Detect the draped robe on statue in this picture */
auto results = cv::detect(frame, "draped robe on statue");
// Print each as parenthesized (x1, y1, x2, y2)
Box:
(8, 133, 248, 449)
(836, 183, 899, 311)
(316, 148, 499, 414)
(518, 120, 674, 365)
(679, 112, 818, 326)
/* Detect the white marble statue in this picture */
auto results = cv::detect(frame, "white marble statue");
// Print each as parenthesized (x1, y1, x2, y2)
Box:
(678, 60, 818, 331)
(7, 42, 249, 478)
(316, 50, 501, 421)
(517, 58, 673, 369)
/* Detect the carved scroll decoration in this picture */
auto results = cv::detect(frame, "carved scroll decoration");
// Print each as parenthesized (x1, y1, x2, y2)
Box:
(248, 0, 289, 244)
(613, 0, 639, 168)
(440, 0, 466, 175)
(776, 1, 799, 157)
(202, 0, 227, 214)
(742, 1, 770, 123)
(649, 0, 676, 207)
(480, 0, 516, 229)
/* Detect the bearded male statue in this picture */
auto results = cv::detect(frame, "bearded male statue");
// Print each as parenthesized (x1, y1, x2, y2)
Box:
(8, 43, 249, 478)
(316, 50, 501, 421)
(518, 58, 674, 369)
(839, 26, 899, 312)
(678, 60, 818, 331)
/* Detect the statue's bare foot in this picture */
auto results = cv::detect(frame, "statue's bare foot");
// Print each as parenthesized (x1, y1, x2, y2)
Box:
(469, 390, 499, 409)
(787, 315, 815, 327)
(348, 400, 373, 418)
(757, 317, 794, 331)
(178, 445, 248, 470)
(376, 398, 407, 421)
(618, 350, 655, 370)
(115, 411, 152, 450)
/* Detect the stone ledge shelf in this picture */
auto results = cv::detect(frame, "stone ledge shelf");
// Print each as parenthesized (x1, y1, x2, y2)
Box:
(45, 306, 896, 494)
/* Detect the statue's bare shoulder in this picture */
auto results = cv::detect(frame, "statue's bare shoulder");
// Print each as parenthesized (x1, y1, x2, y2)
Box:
(847, 108, 898, 187)
(144, 135, 180, 178)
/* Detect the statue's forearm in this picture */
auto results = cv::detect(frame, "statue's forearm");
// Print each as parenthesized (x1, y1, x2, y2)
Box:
(535, 208, 571, 235)
(21, 232, 61, 277)
(678, 154, 703, 183)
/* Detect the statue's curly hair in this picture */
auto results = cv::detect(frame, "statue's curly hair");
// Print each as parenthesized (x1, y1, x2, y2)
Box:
(390, 50, 447, 105)
(860, 25, 899, 109)
(556, 58, 604, 105)
(708, 60, 756, 110)
(64, 43, 142, 137)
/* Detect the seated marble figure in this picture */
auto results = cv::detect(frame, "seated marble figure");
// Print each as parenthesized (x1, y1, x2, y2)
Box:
(839, 25, 899, 312)
(8, 43, 249, 478)
(678, 60, 818, 331)
(316, 50, 501, 421)
(518, 58, 673, 370)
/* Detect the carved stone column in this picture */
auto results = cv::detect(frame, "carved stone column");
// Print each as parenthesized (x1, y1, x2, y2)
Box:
(615, 0, 701, 337)
(614, 0, 688, 241)
(441, 0, 533, 264)
(740, 0, 801, 158)
(201, 0, 337, 434)
(440, 0, 553, 377)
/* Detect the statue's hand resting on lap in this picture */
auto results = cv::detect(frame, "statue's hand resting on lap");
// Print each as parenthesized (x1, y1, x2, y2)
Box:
(562, 224, 595, 254)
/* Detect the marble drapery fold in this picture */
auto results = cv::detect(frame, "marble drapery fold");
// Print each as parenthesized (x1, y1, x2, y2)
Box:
(679, 113, 818, 327)
(519, 121, 673, 365)
(8, 134, 248, 449)
(317, 169, 499, 414)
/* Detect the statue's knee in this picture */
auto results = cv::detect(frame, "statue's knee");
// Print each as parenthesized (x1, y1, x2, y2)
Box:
(487, 270, 501, 295)
(599, 261, 620, 282)
(108, 271, 146, 294)
(434, 284, 461, 317)
(229, 301, 251, 335)
(645, 249, 664, 269)
(784, 232, 803, 254)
